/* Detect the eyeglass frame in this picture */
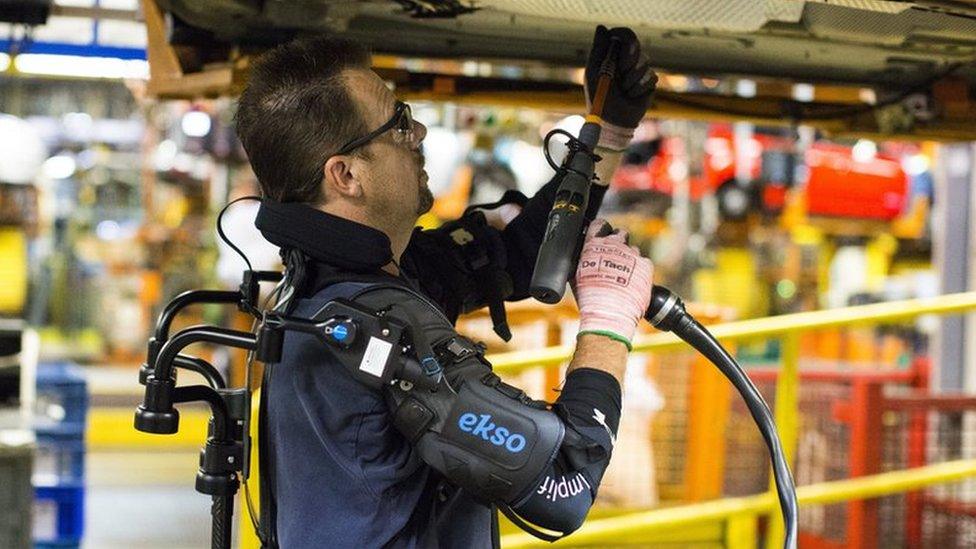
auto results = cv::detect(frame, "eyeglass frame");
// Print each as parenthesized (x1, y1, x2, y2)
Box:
(333, 100, 414, 157)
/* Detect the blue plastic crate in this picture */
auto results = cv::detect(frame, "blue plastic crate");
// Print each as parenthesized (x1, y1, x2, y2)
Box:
(34, 363, 88, 436)
(33, 484, 84, 548)
(33, 432, 85, 486)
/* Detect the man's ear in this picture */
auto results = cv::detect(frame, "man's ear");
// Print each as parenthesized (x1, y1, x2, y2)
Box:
(323, 155, 363, 200)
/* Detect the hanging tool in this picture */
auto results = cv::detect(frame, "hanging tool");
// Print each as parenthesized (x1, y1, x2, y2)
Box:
(529, 37, 622, 303)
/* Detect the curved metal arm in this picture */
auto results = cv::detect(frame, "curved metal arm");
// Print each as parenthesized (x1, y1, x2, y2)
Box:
(154, 290, 242, 342)
(138, 353, 225, 388)
(172, 384, 232, 441)
(153, 325, 257, 383)
(173, 355, 226, 389)
(148, 272, 283, 367)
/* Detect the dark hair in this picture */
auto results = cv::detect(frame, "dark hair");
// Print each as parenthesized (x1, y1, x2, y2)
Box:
(235, 36, 372, 203)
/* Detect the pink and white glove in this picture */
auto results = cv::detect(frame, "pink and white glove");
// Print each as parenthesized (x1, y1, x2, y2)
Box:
(575, 219, 653, 349)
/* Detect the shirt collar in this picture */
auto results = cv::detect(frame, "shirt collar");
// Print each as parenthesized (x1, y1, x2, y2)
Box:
(255, 200, 394, 273)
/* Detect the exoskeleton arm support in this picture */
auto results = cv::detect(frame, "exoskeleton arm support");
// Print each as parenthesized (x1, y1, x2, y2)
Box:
(139, 270, 282, 388)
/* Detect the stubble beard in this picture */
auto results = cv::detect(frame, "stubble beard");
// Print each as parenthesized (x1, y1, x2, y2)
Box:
(415, 153, 433, 215)
(417, 181, 434, 215)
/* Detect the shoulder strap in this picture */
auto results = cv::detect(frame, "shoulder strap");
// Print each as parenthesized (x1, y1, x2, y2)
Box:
(257, 280, 383, 548)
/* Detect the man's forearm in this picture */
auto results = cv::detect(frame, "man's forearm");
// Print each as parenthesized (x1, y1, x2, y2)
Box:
(568, 333, 628, 386)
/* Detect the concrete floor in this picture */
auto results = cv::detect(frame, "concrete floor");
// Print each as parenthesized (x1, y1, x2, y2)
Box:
(73, 366, 244, 547)
(83, 450, 223, 548)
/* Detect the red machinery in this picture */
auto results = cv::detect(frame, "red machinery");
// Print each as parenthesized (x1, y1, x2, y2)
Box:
(804, 142, 908, 221)
(612, 124, 909, 221)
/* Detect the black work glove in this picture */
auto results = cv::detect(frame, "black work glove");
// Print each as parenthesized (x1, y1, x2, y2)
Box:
(585, 25, 658, 151)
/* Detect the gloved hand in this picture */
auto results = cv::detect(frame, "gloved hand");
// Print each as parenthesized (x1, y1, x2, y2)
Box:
(585, 25, 658, 152)
(575, 219, 653, 349)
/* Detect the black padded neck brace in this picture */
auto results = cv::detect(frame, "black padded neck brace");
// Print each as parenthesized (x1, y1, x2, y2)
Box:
(255, 201, 394, 273)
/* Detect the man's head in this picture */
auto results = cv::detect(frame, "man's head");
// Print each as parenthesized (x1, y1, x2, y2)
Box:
(235, 36, 432, 236)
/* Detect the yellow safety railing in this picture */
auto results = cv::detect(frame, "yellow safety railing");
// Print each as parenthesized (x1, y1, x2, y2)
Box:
(495, 291, 976, 548)
(502, 459, 976, 548)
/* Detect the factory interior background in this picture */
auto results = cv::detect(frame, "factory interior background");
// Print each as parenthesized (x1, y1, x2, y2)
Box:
(3, 1, 976, 548)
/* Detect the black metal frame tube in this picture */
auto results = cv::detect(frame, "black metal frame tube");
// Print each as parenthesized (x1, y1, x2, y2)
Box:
(153, 290, 242, 341)
(171, 385, 231, 440)
(173, 355, 226, 389)
(211, 495, 235, 549)
(153, 325, 256, 382)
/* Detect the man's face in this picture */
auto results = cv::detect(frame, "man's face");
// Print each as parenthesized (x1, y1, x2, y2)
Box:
(343, 69, 433, 223)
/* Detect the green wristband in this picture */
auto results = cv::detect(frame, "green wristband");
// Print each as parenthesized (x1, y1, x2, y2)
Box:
(577, 329, 633, 352)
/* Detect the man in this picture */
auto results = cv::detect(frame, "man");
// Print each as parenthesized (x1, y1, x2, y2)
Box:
(235, 26, 657, 548)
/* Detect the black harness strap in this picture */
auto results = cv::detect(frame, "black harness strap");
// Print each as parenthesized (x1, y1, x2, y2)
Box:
(462, 189, 529, 218)
(462, 190, 529, 343)
(454, 229, 513, 342)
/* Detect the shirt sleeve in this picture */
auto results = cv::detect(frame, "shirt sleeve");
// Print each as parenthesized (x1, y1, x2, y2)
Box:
(507, 367, 621, 536)
(399, 227, 471, 323)
(400, 176, 609, 319)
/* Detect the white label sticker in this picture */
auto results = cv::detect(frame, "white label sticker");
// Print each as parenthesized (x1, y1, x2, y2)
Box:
(359, 337, 393, 377)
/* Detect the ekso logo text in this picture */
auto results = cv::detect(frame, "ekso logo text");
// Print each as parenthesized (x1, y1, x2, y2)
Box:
(457, 413, 527, 453)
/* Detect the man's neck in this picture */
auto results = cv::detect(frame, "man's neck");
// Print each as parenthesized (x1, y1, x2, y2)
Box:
(321, 202, 412, 266)
(386, 231, 410, 266)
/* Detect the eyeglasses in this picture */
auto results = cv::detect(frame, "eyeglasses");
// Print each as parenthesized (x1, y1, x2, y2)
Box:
(334, 101, 415, 156)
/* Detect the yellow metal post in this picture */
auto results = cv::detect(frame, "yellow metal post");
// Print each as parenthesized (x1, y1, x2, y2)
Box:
(239, 389, 262, 549)
(685, 353, 733, 501)
(726, 513, 759, 549)
(87, 407, 210, 449)
(766, 333, 800, 549)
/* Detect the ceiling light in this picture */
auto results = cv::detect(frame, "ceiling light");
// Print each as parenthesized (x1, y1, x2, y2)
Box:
(903, 154, 929, 176)
(736, 79, 756, 98)
(181, 111, 212, 138)
(42, 154, 77, 180)
(792, 83, 815, 102)
(851, 139, 877, 163)
(14, 54, 149, 79)
(153, 139, 178, 171)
